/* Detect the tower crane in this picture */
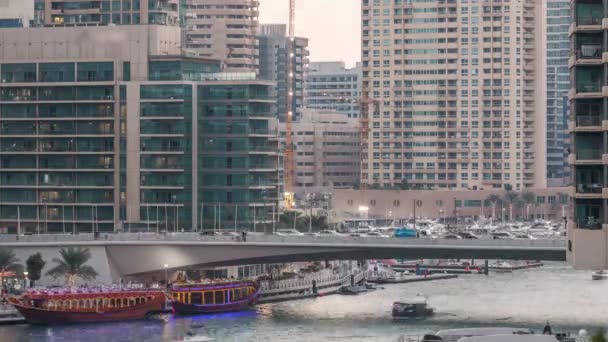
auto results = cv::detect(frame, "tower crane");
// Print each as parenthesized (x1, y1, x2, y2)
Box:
(283, 0, 296, 209)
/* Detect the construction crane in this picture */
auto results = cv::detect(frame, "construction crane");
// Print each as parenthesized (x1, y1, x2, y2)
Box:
(283, 0, 296, 209)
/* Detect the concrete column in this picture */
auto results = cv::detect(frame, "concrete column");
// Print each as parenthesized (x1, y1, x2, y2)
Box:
(192, 84, 198, 231)
(126, 83, 141, 223)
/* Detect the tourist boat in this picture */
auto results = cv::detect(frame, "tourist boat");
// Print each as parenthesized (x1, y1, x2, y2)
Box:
(392, 297, 434, 319)
(6, 288, 166, 324)
(169, 280, 259, 315)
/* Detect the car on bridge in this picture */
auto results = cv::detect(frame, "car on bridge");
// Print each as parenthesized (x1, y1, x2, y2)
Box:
(318, 230, 346, 237)
(275, 229, 305, 237)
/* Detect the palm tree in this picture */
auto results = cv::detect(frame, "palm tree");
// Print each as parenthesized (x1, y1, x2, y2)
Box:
(521, 191, 536, 221)
(0, 248, 22, 286)
(502, 191, 519, 221)
(46, 247, 98, 287)
(591, 329, 607, 342)
(486, 194, 502, 220)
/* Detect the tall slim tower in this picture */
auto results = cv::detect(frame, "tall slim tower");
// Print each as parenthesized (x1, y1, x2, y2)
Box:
(568, 0, 608, 270)
(360, 0, 547, 191)
(183, 0, 259, 72)
(546, 0, 571, 187)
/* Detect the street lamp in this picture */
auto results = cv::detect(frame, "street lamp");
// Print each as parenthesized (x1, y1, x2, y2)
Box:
(358, 205, 369, 219)
(163, 264, 169, 285)
(23, 271, 29, 289)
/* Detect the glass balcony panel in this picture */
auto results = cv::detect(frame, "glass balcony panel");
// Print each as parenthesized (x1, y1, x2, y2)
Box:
(576, 133, 603, 160)
(38, 139, 74, 152)
(39, 173, 74, 186)
(0, 138, 36, 152)
(76, 62, 114, 82)
(576, 166, 603, 193)
(76, 86, 114, 101)
(1, 87, 37, 101)
(76, 156, 114, 169)
(76, 138, 114, 152)
(140, 190, 184, 203)
(77, 122, 114, 135)
(141, 85, 186, 100)
(576, 67, 602, 93)
(39, 122, 76, 135)
(141, 172, 184, 187)
(0, 122, 36, 135)
(39, 104, 75, 118)
(39, 86, 75, 101)
(576, 3, 603, 25)
(40, 156, 75, 168)
(0, 104, 36, 118)
(575, 200, 603, 229)
(39, 63, 75, 82)
(140, 120, 185, 134)
(0, 172, 36, 186)
(141, 102, 185, 117)
(76, 103, 113, 117)
(76, 173, 114, 186)
(141, 138, 185, 152)
(76, 190, 113, 203)
(141, 156, 182, 169)
(1, 63, 36, 83)
(0, 156, 36, 168)
(0, 189, 36, 202)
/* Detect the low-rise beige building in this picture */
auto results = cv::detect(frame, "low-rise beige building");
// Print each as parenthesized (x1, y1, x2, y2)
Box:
(277, 109, 360, 196)
(332, 189, 569, 222)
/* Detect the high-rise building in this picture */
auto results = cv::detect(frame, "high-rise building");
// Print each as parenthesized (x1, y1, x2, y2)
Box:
(546, 0, 571, 187)
(0, 0, 35, 28)
(306, 62, 361, 119)
(258, 24, 308, 121)
(568, 0, 607, 270)
(360, 0, 547, 191)
(0, 25, 279, 233)
(38, 0, 180, 26)
(183, 0, 259, 72)
(276, 109, 360, 195)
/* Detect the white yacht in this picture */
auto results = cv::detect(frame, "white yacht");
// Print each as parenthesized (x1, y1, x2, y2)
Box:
(456, 335, 558, 342)
(430, 328, 534, 342)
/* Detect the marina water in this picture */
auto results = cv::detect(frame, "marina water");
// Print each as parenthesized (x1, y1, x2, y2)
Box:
(2, 262, 606, 342)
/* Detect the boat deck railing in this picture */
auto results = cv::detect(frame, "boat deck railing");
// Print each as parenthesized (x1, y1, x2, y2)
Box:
(259, 269, 367, 293)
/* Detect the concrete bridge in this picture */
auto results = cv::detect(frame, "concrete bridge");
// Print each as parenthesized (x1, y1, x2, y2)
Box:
(0, 233, 566, 285)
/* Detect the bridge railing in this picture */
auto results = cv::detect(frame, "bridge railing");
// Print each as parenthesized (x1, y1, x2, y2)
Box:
(259, 269, 367, 293)
(0, 232, 567, 249)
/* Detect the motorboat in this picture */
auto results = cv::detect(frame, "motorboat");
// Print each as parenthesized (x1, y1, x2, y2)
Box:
(592, 270, 608, 280)
(428, 328, 534, 342)
(392, 297, 434, 319)
(337, 285, 369, 295)
(456, 335, 558, 342)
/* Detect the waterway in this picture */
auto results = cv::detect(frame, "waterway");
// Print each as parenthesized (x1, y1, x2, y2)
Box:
(1, 262, 607, 341)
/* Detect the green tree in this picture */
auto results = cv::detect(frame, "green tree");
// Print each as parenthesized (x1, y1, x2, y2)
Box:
(0, 248, 22, 286)
(25, 253, 46, 288)
(397, 178, 410, 190)
(46, 247, 98, 287)
(521, 191, 536, 220)
(591, 329, 607, 342)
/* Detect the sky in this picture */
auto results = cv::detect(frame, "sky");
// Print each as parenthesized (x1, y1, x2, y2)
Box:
(258, 0, 361, 68)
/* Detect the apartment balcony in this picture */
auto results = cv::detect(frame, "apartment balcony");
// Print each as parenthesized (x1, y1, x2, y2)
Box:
(574, 198, 603, 230)
(571, 115, 603, 131)
(575, 2, 603, 27)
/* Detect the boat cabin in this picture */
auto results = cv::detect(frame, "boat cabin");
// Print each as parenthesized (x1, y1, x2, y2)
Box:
(171, 282, 257, 305)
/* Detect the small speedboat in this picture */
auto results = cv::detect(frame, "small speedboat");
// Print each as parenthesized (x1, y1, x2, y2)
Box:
(337, 285, 368, 295)
(392, 298, 434, 319)
(592, 270, 608, 280)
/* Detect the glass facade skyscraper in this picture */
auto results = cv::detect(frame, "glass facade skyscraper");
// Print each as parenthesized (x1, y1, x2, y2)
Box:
(546, 0, 570, 186)
(0, 25, 279, 233)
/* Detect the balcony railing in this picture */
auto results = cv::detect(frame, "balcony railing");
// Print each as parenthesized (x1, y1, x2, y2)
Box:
(576, 81, 602, 93)
(576, 216, 602, 230)
(577, 14, 603, 26)
(576, 149, 602, 160)
(577, 44, 602, 59)
(576, 183, 603, 193)
(577, 115, 602, 127)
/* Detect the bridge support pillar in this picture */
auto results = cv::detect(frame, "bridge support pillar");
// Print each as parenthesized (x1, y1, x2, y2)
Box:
(312, 280, 317, 294)
(350, 274, 355, 286)
(484, 260, 489, 276)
